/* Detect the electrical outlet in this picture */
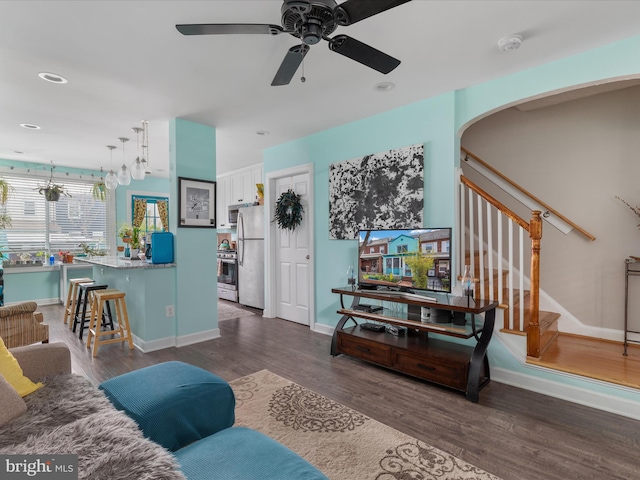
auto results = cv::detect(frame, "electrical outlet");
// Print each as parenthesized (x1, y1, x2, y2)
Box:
(125, 275, 130, 282)
(166, 305, 175, 317)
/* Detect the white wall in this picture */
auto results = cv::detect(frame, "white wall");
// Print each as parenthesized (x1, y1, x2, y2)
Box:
(462, 84, 640, 331)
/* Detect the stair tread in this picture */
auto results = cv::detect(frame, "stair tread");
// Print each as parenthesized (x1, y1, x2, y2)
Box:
(526, 333, 640, 390)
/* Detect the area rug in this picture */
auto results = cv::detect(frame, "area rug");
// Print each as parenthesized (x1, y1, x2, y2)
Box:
(218, 301, 256, 321)
(230, 370, 501, 480)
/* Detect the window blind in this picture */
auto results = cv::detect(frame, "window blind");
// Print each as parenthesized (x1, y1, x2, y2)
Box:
(0, 173, 107, 259)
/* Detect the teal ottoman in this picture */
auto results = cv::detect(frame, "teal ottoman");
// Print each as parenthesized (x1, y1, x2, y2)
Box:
(99, 361, 235, 452)
(174, 426, 328, 480)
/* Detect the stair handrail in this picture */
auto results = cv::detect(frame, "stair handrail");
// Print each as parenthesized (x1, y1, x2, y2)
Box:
(461, 176, 529, 231)
(460, 175, 543, 358)
(461, 147, 596, 241)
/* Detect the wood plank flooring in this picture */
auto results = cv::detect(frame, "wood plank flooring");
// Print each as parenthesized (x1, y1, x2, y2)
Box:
(528, 333, 640, 389)
(40, 302, 640, 480)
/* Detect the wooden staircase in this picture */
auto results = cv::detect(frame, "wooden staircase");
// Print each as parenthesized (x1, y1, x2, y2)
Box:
(466, 251, 561, 357)
(458, 149, 640, 390)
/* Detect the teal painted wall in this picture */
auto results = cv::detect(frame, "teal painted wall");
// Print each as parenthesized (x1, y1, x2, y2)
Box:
(265, 92, 457, 329)
(264, 34, 640, 403)
(93, 265, 176, 341)
(2, 269, 59, 303)
(169, 118, 218, 338)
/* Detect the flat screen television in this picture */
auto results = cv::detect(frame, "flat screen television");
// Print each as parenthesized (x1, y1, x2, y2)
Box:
(357, 228, 452, 293)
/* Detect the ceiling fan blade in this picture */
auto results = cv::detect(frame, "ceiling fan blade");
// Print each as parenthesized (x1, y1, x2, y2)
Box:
(328, 35, 400, 74)
(176, 24, 284, 36)
(271, 44, 310, 86)
(335, 0, 412, 26)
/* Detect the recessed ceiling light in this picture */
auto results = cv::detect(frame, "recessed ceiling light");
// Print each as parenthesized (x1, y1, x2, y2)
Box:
(373, 81, 395, 92)
(38, 72, 68, 84)
(498, 35, 523, 52)
(20, 123, 41, 130)
(256, 130, 270, 136)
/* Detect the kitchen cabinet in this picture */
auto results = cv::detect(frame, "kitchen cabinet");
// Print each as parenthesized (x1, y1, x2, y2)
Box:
(230, 170, 252, 204)
(220, 164, 263, 212)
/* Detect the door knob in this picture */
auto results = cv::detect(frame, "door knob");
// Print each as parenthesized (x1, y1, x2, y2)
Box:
(306, 255, 310, 259)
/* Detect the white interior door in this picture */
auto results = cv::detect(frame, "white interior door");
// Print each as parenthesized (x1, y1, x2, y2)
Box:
(275, 173, 310, 325)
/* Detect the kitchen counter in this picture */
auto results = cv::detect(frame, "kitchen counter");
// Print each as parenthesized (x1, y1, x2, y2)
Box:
(75, 256, 176, 269)
(74, 256, 177, 352)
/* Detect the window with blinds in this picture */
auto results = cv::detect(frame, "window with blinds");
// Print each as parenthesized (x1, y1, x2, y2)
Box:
(0, 173, 107, 261)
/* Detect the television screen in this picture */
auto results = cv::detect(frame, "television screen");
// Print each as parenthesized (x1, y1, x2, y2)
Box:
(358, 228, 452, 293)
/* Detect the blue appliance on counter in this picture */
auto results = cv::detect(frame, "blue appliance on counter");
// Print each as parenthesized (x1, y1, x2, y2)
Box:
(150, 232, 174, 264)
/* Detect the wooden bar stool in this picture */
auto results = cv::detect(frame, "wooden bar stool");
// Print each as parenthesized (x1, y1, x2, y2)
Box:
(64, 277, 93, 326)
(86, 289, 134, 357)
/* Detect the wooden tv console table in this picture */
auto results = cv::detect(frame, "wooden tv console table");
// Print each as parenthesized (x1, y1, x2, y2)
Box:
(330, 287, 497, 402)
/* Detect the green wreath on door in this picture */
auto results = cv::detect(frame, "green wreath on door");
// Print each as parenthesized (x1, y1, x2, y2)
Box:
(274, 189, 304, 231)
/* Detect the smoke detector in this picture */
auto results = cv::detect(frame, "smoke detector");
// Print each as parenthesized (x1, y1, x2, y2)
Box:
(498, 35, 522, 52)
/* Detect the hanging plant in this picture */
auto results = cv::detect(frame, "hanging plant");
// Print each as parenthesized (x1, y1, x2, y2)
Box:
(274, 189, 304, 231)
(38, 183, 70, 202)
(92, 182, 107, 201)
(36, 164, 70, 201)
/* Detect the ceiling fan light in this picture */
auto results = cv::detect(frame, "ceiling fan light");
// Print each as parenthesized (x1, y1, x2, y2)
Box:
(131, 158, 146, 180)
(105, 171, 119, 190)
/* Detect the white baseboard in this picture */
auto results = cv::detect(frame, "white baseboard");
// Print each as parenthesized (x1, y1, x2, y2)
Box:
(312, 323, 335, 336)
(492, 366, 640, 421)
(132, 328, 221, 352)
(176, 328, 221, 348)
(132, 334, 176, 353)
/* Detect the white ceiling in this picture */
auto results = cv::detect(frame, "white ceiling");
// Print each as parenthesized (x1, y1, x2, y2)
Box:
(1, 1, 640, 177)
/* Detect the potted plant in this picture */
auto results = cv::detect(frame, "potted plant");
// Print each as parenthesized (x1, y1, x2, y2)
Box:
(130, 227, 142, 257)
(34, 251, 46, 266)
(59, 250, 73, 263)
(92, 182, 107, 202)
(19, 252, 32, 265)
(38, 182, 70, 202)
(118, 223, 133, 243)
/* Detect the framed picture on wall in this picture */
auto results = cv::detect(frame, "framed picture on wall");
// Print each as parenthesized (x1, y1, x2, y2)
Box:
(178, 177, 216, 228)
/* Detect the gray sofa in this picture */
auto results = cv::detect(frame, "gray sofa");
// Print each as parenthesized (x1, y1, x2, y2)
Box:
(0, 343, 328, 480)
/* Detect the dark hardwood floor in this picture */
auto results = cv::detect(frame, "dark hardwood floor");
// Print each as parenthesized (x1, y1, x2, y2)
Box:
(41, 302, 640, 480)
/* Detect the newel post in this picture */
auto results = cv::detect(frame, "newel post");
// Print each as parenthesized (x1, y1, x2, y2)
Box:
(527, 211, 542, 358)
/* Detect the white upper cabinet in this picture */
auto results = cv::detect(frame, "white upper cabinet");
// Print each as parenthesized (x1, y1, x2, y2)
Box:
(217, 164, 263, 228)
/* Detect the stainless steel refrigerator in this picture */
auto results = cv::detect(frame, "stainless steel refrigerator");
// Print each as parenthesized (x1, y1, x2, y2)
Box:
(238, 204, 265, 309)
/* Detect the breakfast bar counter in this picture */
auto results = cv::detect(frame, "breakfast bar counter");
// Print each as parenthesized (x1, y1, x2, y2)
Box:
(75, 256, 176, 270)
(74, 256, 177, 352)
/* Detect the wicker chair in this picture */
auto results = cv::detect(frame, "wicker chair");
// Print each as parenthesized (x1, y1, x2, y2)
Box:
(0, 301, 49, 349)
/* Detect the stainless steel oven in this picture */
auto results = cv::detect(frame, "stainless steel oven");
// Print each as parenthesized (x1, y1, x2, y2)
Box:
(217, 250, 238, 302)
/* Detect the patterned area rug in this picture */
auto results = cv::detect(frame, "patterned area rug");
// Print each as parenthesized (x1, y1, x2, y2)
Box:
(218, 301, 256, 321)
(230, 370, 501, 480)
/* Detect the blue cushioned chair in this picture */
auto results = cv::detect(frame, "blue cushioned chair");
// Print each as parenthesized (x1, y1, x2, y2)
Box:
(100, 361, 327, 479)
(99, 361, 235, 452)
(175, 426, 328, 480)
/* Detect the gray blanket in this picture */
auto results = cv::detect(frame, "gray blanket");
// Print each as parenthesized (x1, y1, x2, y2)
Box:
(0, 374, 185, 480)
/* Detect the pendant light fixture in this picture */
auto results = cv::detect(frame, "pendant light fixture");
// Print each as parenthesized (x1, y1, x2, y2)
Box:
(117, 137, 131, 185)
(141, 120, 150, 174)
(130, 126, 146, 181)
(104, 145, 118, 190)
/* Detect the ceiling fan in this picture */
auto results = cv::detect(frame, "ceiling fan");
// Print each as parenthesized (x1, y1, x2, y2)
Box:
(176, 0, 412, 86)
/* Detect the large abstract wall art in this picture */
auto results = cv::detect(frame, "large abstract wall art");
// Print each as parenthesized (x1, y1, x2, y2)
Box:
(329, 144, 424, 240)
